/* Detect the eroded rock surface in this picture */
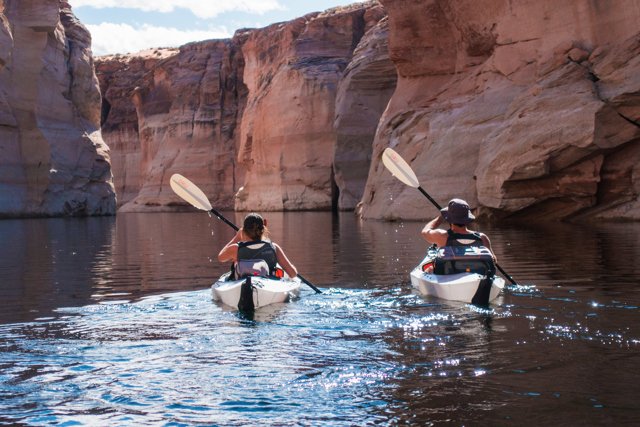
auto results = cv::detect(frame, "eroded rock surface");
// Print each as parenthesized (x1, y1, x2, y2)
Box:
(97, 36, 249, 212)
(358, 0, 640, 222)
(95, 48, 177, 208)
(0, 0, 115, 218)
(333, 13, 396, 211)
(235, 2, 385, 211)
(94, 2, 390, 214)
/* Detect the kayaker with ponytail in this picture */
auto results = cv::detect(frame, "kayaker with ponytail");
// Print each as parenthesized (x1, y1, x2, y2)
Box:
(218, 213, 298, 279)
(421, 199, 497, 273)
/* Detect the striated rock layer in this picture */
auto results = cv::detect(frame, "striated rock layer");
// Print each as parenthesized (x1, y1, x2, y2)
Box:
(235, 2, 386, 211)
(0, 1, 115, 218)
(358, 0, 640, 222)
(95, 2, 388, 213)
(96, 48, 177, 208)
(333, 11, 396, 211)
(97, 36, 249, 212)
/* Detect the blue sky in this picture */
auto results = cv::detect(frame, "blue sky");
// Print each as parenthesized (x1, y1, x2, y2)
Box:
(69, 0, 367, 56)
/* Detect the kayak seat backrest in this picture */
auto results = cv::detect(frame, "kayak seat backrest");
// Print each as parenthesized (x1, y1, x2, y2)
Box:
(439, 260, 492, 275)
(435, 246, 495, 275)
(437, 246, 493, 261)
(235, 259, 270, 280)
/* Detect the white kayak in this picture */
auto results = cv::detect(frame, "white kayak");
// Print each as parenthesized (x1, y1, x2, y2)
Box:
(212, 272, 301, 310)
(410, 253, 505, 303)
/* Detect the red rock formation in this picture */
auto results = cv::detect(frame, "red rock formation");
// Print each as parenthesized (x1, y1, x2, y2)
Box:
(0, 0, 115, 218)
(333, 13, 396, 211)
(97, 35, 249, 212)
(235, 2, 385, 211)
(358, 0, 640, 221)
(95, 48, 177, 208)
(94, 2, 387, 213)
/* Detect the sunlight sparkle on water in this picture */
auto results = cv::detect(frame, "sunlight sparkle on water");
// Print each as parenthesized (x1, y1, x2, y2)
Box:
(2, 213, 640, 425)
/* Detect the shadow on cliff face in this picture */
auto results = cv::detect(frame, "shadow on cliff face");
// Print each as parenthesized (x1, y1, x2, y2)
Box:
(0, 1, 116, 219)
(96, 2, 392, 215)
(357, 0, 640, 222)
(98, 39, 248, 212)
(333, 16, 398, 212)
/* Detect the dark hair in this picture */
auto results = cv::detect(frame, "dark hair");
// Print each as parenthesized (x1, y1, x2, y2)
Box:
(243, 213, 270, 241)
(453, 224, 466, 228)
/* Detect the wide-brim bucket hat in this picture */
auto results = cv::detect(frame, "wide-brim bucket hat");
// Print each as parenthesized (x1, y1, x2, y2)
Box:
(440, 198, 475, 224)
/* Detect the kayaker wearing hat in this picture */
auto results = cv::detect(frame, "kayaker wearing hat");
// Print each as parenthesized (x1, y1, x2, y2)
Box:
(421, 199, 497, 273)
(218, 213, 298, 279)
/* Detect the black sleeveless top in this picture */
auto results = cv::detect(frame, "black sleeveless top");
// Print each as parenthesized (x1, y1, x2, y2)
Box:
(445, 229, 484, 247)
(237, 240, 278, 274)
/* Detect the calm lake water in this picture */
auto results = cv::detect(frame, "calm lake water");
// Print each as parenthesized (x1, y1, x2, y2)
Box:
(1, 212, 639, 426)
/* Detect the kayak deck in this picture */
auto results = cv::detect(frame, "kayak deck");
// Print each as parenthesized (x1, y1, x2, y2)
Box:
(212, 272, 301, 309)
(410, 254, 505, 303)
(410, 269, 504, 303)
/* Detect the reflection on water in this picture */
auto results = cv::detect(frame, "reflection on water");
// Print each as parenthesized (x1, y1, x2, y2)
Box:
(0, 213, 639, 425)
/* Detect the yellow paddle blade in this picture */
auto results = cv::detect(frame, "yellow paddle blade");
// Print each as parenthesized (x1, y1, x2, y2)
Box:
(382, 148, 420, 188)
(170, 174, 212, 211)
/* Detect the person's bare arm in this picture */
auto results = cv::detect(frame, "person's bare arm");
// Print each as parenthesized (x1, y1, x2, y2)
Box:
(480, 234, 498, 263)
(218, 228, 245, 262)
(273, 243, 297, 279)
(421, 216, 449, 247)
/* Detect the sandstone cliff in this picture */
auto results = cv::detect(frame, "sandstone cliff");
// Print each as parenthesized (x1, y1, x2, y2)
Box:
(235, 2, 386, 211)
(0, 0, 115, 218)
(358, 0, 640, 222)
(333, 12, 396, 211)
(93, 0, 640, 221)
(97, 1, 387, 213)
(97, 36, 248, 211)
(96, 48, 177, 208)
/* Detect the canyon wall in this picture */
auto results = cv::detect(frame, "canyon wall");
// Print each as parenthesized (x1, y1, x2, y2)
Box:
(96, 48, 176, 208)
(0, 0, 115, 218)
(333, 12, 396, 211)
(93, 0, 640, 221)
(358, 0, 640, 222)
(235, 3, 386, 211)
(97, 1, 387, 213)
(97, 36, 249, 211)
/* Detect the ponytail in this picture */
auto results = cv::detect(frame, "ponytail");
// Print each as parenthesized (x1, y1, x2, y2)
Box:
(243, 213, 270, 241)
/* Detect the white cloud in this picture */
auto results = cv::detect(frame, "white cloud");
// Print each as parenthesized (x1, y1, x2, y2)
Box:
(70, 0, 285, 19)
(87, 22, 231, 56)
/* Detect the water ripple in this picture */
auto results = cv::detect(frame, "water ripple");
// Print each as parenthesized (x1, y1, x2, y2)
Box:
(2, 215, 640, 425)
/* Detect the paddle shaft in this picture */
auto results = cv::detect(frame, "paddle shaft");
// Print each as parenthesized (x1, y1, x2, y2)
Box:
(210, 208, 322, 294)
(419, 187, 442, 210)
(416, 186, 518, 286)
(211, 207, 239, 231)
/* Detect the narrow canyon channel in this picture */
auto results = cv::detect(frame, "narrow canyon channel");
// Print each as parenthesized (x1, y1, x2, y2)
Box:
(1, 212, 639, 426)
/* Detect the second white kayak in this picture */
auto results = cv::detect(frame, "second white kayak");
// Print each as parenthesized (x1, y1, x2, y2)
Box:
(410, 254, 505, 303)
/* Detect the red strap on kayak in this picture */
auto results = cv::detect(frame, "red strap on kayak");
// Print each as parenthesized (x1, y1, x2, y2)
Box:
(422, 262, 434, 272)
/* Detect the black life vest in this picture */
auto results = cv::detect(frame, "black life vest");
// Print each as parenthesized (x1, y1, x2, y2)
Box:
(237, 240, 278, 275)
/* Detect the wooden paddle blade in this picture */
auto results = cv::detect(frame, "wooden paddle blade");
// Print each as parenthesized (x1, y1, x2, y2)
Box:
(382, 148, 420, 188)
(170, 174, 212, 211)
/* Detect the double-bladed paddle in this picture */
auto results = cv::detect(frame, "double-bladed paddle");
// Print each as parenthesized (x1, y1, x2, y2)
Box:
(169, 174, 322, 294)
(381, 147, 518, 289)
